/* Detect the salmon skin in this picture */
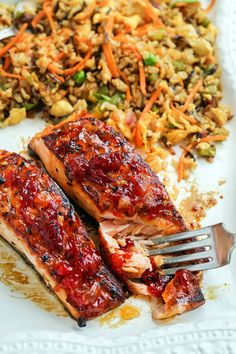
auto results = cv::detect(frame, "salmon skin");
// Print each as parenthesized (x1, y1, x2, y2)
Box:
(0, 150, 124, 326)
(29, 115, 205, 319)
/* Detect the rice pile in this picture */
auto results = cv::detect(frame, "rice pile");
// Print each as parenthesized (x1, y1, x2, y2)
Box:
(0, 0, 232, 180)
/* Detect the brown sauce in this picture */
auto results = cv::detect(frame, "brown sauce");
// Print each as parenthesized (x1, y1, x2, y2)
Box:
(99, 303, 140, 328)
(0, 239, 68, 317)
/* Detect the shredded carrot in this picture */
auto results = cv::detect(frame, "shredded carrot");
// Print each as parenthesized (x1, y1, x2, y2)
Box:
(124, 44, 142, 61)
(103, 16, 120, 77)
(78, 3, 96, 21)
(138, 61, 146, 96)
(0, 23, 28, 59)
(204, 0, 216, 13)
(177, 134, 227, 182)
(177, 142, 196, 182)
(200, 135, 227, 143)
(174, 2, 194, 7)
(122, 44, 146, 95)
(104, 17, 132, 97)
(78, 0, 109, 21)
(134, 124, 144, 147)
(113, 34, 128, 42)
(140, 86, 162, 119)
(54, 52, 66, 62)
(47, 37, 93, 77)
(119, 69, 132, 102)
(103, 42, 119, 77)
(58, 27, 72, 37)
(32, 10, 45, 28)
(51, 72, 65, 83)
(105, 15, 115, 35)
(170, 102, 197, 124)
(96, 0, 109, 6)
(134, 87, 163, 147)
(205, 54, 215, 65)
(135, 24, 149, 37)
(43, 0, 55, 33)
(113, 60, 131, 102)
(0, 69, 24, 81)
(64, 37, 93, 76)
(47, 64, 64, 75)
(142, 0, 165, 27)
(3, 56, 11, 71)
(180, 79, 202, 113)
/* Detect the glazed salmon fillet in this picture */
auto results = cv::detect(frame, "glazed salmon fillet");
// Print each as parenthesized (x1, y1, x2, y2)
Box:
(29, 115, 205, 319)
(0, 150, 124, 325)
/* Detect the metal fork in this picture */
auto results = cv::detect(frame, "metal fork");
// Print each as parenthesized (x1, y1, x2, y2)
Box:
(0, 27, 16, 41)
(147, 223, 236, 275)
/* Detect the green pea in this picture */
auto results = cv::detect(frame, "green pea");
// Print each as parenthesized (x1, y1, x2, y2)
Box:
(72, 70, 86, 86)
(144, 53, 158, 66)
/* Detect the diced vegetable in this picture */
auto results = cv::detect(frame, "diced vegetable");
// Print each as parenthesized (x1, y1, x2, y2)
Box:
(144, 53, 158, 66)
(168, 123, 176, 129)
(72, 70, 87, 86)
(24, 103, 37, 110)
(197, 143, 216, 158)
(49, 99, 74, 117)
(94, 93, 111, 102)
(148, 29, 166, 41)
(110, 93, 125, 106)
(207, 85, 217, 94)
(190, 38, 212, 57)
(173, 61, 185, 72)
(172, 0, 199, 7)
(0, 108, 26, 128)
(201, 18, 211, 27)
(14, 11, 24, 19)
(203, 64, 217, 76)
(94, 87, 125, 107)
(152, 105, 159, 113)
(210, 107, 229, 126)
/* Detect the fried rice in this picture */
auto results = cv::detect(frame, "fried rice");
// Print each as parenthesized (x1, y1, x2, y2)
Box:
(0, 0, 232, 180)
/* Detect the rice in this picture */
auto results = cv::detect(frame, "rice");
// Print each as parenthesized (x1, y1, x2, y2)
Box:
(0, 0, 232, 179)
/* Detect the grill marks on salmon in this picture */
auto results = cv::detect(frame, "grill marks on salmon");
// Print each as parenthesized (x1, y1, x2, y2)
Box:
(0, 150, 124, 325)
(29, 116, 205, 319)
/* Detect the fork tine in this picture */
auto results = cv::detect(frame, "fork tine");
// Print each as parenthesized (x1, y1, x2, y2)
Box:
(150, 226, 212, 245)
(163, 260, 219, 275)
(148, 238, 212, 256)
(162, 250, 213, 264)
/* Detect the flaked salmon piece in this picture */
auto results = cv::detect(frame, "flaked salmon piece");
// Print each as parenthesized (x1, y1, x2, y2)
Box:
(99, 219, 205, 319)
(0, 150, 124, 325)
(29, 115, 205, 319)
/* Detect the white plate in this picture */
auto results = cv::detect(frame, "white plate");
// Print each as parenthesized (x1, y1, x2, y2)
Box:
(0, 1, 236, 353)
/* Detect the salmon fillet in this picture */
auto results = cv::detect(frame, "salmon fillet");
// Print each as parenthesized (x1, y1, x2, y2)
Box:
(0, 150, 124, 325)
(29, 115, 205, 319)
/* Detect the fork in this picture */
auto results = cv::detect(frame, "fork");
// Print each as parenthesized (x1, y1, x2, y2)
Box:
(0, 27, 16, 41)
(147, 223, 236, 275)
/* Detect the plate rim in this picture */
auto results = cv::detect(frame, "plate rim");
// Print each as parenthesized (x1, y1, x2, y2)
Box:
(0, 0, 236, 353)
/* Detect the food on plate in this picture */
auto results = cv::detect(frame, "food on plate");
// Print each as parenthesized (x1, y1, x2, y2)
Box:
(29, 115, 205, 319)
(0, 0, 231, 179)
(0, 150, 125, 326)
